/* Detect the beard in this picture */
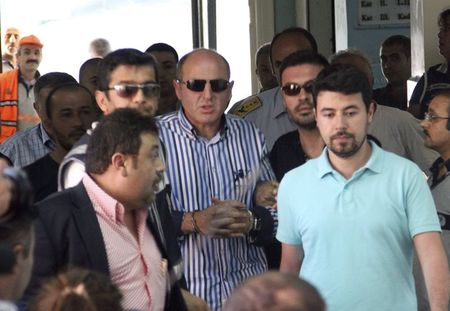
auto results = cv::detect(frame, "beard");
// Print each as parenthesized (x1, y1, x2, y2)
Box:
(329, 131, 365, 158)
(291, 99, 316, 130)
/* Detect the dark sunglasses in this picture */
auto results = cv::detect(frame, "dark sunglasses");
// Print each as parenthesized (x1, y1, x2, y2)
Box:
(105, 83, 160, 98)
(281, 81, 314, 96)
(177, 79, 231, 92)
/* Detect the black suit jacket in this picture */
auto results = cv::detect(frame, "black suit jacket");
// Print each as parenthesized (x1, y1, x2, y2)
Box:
(25, 182, 186, 310)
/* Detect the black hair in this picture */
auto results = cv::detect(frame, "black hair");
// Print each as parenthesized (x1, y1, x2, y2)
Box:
(45, 83, 95, 120)
(79, 57, 102, 83)
(255, 42, 271, 66)
(97, 48, 159, 93)
(381, 35, 411, 58)
(34, 72, 77, 98)
(85, 108, 159, 174)
(312, 63, 372, 110)
(0, 167, 34, 274)
(145, 42, 179, 62)
(279, 50, 329, 83)
(439, 8, 450, 27)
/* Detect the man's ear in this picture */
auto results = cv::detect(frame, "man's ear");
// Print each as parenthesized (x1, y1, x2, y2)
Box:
(95, 90, 109, 115)
(12, 244, 25, 262)
(173, 80, 182, 101)
(43, 118, 54, 135)
(111, 153, 128, 177)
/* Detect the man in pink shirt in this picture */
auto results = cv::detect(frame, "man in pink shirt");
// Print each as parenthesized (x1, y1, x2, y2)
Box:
(25, 108, 188, 310)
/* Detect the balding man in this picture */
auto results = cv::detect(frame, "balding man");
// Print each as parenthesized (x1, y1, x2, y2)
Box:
(158, 48, 277, 310)
(2, 27, 20, 72)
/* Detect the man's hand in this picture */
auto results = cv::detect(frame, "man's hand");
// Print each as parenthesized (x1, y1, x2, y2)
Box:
(254, 180, 278, 208)
(194, 198, 251, 238)
(181, 289, 210, 311)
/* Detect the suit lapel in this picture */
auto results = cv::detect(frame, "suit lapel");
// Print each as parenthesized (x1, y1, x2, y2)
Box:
(71, 183, 110, 276)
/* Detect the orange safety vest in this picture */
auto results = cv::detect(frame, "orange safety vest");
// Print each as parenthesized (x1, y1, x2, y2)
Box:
(0, 69, 19, 143)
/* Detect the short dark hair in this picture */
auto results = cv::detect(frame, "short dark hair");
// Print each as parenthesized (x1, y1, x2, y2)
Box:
(270, 27, 318, 62)
(255, 42, 271, 66)
(86, 108, 159, 174)
(381, 35, 411, 58)
(145, 42, 179, 62)
(97, 48, 159, 93)
(0, 167, 34, 274)
(30, 267, 123, 311)
(279, 50, 329, 83)
(430, 88, 450, 116)
(223, 272, 326, 311)
(34, 72, 77, 98)
(45, 83, 95, 120)
(439, 8, 450, 26)
(176, 48, 230, 80)
(79, 57, 102, 82)
(312, 63, 372, 110)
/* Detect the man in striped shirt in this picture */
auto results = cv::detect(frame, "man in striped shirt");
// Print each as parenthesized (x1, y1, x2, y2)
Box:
(158, 48, 277, 310)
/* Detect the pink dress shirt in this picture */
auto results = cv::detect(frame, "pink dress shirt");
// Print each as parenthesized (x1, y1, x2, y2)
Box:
(83, 173, 167, 311)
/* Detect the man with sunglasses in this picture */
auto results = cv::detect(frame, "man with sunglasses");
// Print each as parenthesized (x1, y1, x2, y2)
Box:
(270, 50, 328, 182)
(158, 48, 277, 310)
(229, 27, 318, 150)
(416, 90, 450, 310)
(58, 48, 161, 190)
(56, 48, 207, 310)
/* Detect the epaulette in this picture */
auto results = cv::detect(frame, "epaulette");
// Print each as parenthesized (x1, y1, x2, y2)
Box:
(228, 96, 262, 118)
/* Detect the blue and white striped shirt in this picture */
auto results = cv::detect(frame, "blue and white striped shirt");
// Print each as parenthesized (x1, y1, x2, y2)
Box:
(158, 110, 276, 310)
(0, 123, 55, 167)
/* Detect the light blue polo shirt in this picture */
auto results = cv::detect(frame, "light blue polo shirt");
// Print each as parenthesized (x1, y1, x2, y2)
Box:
(276, 142, 441, 311)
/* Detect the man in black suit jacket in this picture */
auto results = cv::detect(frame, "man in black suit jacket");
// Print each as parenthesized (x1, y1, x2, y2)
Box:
(25, 109, 188, 310)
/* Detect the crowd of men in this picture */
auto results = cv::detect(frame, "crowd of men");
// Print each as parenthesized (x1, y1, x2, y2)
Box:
(1, 7, 450, 311)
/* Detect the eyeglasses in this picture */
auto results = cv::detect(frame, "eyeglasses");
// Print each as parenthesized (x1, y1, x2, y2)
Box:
(424, 112, 450, 122)
(104, 83, 160, 98)
(281, 81, 314, 96)
(177, 79, 231, 92)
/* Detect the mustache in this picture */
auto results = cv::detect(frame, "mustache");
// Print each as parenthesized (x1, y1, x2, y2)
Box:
(423, 129, 429, 136)
(331, 131, 354, 140)
(26, 60, 38, 64)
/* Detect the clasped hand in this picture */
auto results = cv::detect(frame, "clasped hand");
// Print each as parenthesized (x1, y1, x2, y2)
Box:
(195, 198, 251, 238)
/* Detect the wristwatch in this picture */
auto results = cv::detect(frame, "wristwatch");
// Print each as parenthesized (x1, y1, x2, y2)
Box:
(248, 210, 261, 233)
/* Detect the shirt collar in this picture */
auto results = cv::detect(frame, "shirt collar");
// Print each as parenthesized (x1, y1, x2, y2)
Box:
(83, 173, 126, 224)
(177, 108, 228, 140)
(18, 69, 40, 85)
(317, 140, 382, 179)
(39, 123, 56, 148)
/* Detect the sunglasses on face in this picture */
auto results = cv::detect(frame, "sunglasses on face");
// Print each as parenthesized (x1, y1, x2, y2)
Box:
(281, 80, 314, 96)
(105, 83, 160, 98)
(177, 79, 231, 92)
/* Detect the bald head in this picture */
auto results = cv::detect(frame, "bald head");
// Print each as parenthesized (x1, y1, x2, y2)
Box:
(223, 272, 326, 311)
(176, 48, 230, 80)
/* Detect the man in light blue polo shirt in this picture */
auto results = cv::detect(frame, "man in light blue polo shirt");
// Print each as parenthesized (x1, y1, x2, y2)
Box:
(276, 64, 450, 311)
